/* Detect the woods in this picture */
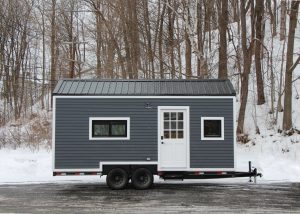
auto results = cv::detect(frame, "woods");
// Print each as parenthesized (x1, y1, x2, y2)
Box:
(0, 0, 300, 140)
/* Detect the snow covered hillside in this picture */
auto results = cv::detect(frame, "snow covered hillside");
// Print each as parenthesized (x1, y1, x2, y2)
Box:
(1, 137, 299, 184)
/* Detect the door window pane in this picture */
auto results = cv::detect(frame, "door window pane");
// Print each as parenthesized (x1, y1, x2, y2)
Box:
(178, 112, 183, 120)
(178, 131, 184, 138)
(171, 131, 177, 139)
(164, 131, 170, 139)
(171, 112, 177, 120)
(164, 112, 170, 120)
(178, 121, 183, 129)
(164, 122, 169, 129)
(171, 121, 176, 129)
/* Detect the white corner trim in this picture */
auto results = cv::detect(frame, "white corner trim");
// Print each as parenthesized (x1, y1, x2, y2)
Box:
(89, 117, 130, 140)
(99, 161, 158, 172)
(233, 97, 237, 170)
(52, 96, 56, 172)
(201, 117, 225, 141)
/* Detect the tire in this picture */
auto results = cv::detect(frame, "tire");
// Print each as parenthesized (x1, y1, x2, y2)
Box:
(106, 168, 128, 190)
(131, 168, 153, 190)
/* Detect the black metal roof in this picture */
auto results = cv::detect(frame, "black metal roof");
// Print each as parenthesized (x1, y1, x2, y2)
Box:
(52, 79, 236, 96)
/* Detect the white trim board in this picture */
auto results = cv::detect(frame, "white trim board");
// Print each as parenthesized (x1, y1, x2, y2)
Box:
(99, 161, 158, 172)
(52, 96, 56, 172)
(53, 95, 235, 99)
(54, 168, 100, 172)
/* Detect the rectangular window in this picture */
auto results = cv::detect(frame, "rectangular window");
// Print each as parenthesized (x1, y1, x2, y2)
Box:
(201, 117, 224, 140)
(89, 117, 130, 140)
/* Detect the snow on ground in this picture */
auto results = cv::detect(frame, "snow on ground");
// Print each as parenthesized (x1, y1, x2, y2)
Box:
(0, 135, 299, 185)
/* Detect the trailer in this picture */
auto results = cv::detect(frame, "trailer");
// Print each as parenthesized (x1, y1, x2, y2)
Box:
(52, 79, 261, 189)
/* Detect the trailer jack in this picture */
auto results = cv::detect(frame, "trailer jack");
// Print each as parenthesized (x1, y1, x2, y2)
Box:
(248, 161, 263, 183)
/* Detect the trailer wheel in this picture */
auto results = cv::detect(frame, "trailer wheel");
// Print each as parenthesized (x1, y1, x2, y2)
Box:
(131, 168, 153, 190)
(106, 168, 128, 190)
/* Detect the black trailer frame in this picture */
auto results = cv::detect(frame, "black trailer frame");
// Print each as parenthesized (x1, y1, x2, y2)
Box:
(54, 161, 262, 184)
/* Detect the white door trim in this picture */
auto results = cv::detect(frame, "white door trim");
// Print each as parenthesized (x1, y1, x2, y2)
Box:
(157, 106, 190, 171)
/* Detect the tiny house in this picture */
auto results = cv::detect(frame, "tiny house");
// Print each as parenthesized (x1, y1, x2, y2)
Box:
(52, 79, 259, 189)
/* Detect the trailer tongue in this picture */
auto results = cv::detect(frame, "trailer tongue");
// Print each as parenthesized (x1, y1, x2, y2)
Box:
(159, 161, 262, 183)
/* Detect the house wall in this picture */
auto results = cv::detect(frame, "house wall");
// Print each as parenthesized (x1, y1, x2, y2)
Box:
(54, 97, 234, 170)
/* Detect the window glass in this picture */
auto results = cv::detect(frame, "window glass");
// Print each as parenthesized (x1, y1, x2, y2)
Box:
(92, 120, 127, 138)
(163, 111, 184, 139)
(164, 112, 170, 120)
(164, 131, 170, 138)
(204, 120, 221, 137)
(178, 112, 183, 120)
(111, 123, 126, 136)
(93, 124, 109, 136)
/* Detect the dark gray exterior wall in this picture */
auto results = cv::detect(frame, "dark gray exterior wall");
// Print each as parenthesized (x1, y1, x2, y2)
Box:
(54, 97, 234, 169)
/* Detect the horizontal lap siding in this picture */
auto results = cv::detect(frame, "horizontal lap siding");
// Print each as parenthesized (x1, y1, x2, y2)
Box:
(55, 98, 234, 169)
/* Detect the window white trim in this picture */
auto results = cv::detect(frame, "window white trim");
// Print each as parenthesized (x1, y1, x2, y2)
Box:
(201, 117, 224, 141)
(89, 117, 130, 140)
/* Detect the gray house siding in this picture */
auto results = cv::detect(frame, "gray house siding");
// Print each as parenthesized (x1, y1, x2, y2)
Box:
(54, 97, 234, 169)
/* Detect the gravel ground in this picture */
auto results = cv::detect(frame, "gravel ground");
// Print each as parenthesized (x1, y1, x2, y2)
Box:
(0, 182, 299, 213)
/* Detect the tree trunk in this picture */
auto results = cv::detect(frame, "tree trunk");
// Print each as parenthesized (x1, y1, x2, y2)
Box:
(218, 0, 228, 79)
(280, 0, 287, 41)
(167, 0, 176, 79)
(158, 2, 166, 79)
(185, 28, 192, 79)
(255, 0, 265, 105)
(95, 0, 102, 78)
(237, 0, 252, 135)
(282, 1, 299, 130)
(197, 0, 204, 78)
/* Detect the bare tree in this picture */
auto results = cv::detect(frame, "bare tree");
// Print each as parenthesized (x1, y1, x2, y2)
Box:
(255, 0, 265, 105)
(280, 0, 287, 41)
(282, 1, 299, 130)
(218, 0, 228, 79)
(237, 0, 253, 135)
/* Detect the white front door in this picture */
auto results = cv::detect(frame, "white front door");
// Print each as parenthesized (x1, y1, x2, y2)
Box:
(158, 107, 189, 169)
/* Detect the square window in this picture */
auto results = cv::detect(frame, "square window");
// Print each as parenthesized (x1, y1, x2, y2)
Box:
(204, 120, 221, 137)
(201, 117, 224, 140)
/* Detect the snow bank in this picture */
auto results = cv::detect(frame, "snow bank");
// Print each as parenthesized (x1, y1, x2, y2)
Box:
(0, 136, 299, 185)
(0, 149, 101, 184)
(236, 133, 300, 182)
